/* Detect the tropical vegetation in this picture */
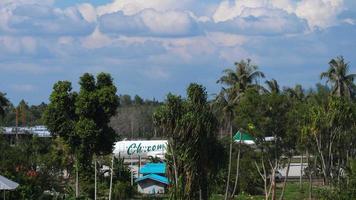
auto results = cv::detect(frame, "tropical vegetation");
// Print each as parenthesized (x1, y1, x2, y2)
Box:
(0, 56, 355, 199)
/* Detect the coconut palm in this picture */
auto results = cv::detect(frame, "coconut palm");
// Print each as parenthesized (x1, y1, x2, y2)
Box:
(264, 79, 280, 94)
(285, 84, 305, 101)
(217, 59, 265, 102)
(213, 89, 235, 200)
(320, 56, 356, 98)
(0, 92, 9, 118)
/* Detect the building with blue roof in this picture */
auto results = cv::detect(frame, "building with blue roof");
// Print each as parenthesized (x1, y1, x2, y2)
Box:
(136, 162, 169, 194)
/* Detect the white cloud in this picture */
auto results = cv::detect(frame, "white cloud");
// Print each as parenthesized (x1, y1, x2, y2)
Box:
(295, 0, 344, 29)
(0, 0, 54, 6)
(99, 9, 199, 37)
(97, 0, 192, 16)
(1, 4, 95, 36)
(140, 9, 197, 36)
(212, 0, 345, 30)
(81, 27, 112, 49)
(342, 18, 355, 25)
(78, 3, 97, 23)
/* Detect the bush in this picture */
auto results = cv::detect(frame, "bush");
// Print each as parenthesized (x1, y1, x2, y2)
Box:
(112, 181, 135, 200)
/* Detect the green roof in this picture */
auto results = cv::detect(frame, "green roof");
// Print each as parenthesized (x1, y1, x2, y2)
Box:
(233, 131, 254, 141)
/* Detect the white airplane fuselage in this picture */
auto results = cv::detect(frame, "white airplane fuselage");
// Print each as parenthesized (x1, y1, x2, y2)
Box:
(113, 140, 167, 159)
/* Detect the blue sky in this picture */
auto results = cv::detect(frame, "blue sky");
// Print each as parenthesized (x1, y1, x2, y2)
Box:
(0, 0, 355, 105)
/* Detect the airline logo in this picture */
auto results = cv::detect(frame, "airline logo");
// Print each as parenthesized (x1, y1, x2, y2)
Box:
(127, 142, 166, 156)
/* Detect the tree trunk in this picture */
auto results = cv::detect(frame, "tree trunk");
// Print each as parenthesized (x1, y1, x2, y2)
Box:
(300, 153, 303, 190)
(255, 157, 268, 200)
(307, 151, 312, 200)
(271, 164, 277, 200)
(314, 134, 328, 185)
(75, 156, 79, 198)
(94, 155, 97, 200)
(231, 140, 242, 199)
(170, 143, 179, 198)
(279, 157, 291, 200)
(224, 122, 233, 200)
(109, 155, 114, 200)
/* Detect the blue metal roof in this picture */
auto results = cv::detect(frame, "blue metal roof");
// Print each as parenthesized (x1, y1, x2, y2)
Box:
(140, 163, 166, 174)
(135, 174, 169, 185)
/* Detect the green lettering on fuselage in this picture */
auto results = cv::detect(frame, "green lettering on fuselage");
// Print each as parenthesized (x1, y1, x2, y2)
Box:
(127, 142, 166, 155)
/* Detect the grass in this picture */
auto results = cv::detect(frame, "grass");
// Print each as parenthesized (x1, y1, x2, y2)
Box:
(132, 182, 319, 199)
(211, 182, 316, 200)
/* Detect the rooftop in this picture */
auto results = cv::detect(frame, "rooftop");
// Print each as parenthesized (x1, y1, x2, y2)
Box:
(140, 163, 166, 174)
(135, 174, 169, 185)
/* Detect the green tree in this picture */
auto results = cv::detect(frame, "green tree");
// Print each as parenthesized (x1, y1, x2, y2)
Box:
(43, 80, 79, 196)
(235, 89, 292, 200)
(320, 56, 356, 98)
(154, 83, 222, 200)
(44, 73, 119, 198)
(0, 92, 9, 118)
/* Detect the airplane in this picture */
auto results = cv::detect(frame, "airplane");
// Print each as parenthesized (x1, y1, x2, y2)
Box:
(113, 140, 167, 159)
(113, 135, 275, 159)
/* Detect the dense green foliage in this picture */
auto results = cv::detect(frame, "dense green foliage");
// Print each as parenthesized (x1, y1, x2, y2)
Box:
(154, 84, 224, 200)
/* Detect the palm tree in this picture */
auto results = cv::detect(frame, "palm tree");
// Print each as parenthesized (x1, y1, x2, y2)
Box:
(264, 79, 280, 94)
(217, 59, 264, 199)
(285, 84, 305, 101)
(320, 56, 356, 98)
(217, 59, 265, 102)
(214, 89, 234, 200)
(0, 92, 9, 118)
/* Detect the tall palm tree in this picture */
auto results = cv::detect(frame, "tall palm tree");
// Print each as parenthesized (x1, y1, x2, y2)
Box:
(213, 89, 234, 200)
(320, 56, 356, 98)
(217, 59, 264, 199)
(0, 92, 9, 118)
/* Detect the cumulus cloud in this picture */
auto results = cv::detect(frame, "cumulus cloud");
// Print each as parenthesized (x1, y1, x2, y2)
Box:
(212, 0, 345, 30)
(295, 0, 344, 29)
(99, 9, 199, 37)
(0, 3, 95, 36)
(8, 5, 95, 35)
(208, 9, 307, 35)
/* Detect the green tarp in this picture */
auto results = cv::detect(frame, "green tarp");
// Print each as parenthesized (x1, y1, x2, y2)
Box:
(233, 131, 255, 145)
